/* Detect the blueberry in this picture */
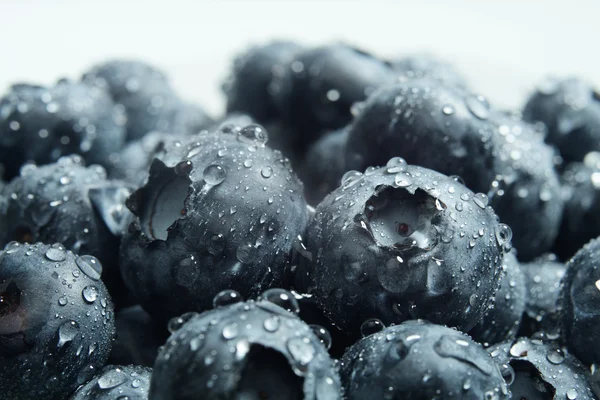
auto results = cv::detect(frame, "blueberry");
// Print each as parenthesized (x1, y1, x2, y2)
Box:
(389, 54, 468, 88)
(554, 159, 600, 260)
(518, 253, 565, 338)
(70, 365, 151, 400)
(120, 125, 309, 320)
(295, 161, 509, 337)
(223, 40, 303, 122)
(299, 127, 349, 205)
(0, 242, 114, 400)
(488, 337, 596, 400)
(470, 251, 527, 346)
(109, 305, 168, 367)
(149, 291, 342, 399)
(271, 44, 395, 151)
(523, 77, 600, 163)
(345, 80, 563, 260)
(558, 237, 600, 365)
(0, 81, 126, 180)
(340, 320, 508, 399)
(82, 60, 207, 142)
(0, 155, 134, 307)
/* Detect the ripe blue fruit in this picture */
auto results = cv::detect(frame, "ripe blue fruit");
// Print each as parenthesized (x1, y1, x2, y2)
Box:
(0, 242, 114, 400)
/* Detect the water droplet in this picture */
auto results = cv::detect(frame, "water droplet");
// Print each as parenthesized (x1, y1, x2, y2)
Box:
(546, 348, 565, 365)
(473, 193, 489, 209)
(222, 323, 239, 340)
(203, 164, 226, 186)
(238, 124, 269, 144)
(495, 224, 513, 250)
(243, 159, 253, 168)
(510, 339, 530, 357)
(261, 166, 273, 179)
(260, 288, 300, 314)
(466, 95, 490, 120)
(58, 296, 67, 306)
(595, 280, 600, 291)
(97, 369, 127, 390)
(213, 289, 242, 308)
(361, 318, 385, 337)
(394, 174, 412, 187)
(386, 157, 407, 173)
(5, 241, 21, 254)
(566, 388, 578, 400)
(76, 255, 102, 280)
(442, 104, 455, 115)
(310, 325, 332, 350)
(263, 316, 280, 332)
(326, 89, 340, 101)
(45, 245, 67, 262)
(167, 312, 197, 333)
(82, 286, 98, 304)
(57, 320, 79, 348)
(236, 244, 255, 264)
(341, 170, 362, 189)
(434, 335, 493, 375)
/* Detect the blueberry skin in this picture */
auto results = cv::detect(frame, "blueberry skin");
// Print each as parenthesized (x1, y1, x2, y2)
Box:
(82, 60, 197, 142)
(389, 54, 468, 88)
(223, 40, 302, 122)
(296, 162, 509, 337)
(488, 338, 596, 400)
(109, 305, 168, 367)
(554, 161, 600, 260)
(0, 156, 134, 308)
(120, 125, 309, 320)
(345, 80, 563, 260)
(518, 254, 565, 338)
(271, 44, 395, 149)
(340, 320, 509, 400)
(558, 237, 600, 366)
(470, 251, 527, 346)
(150, 299, 342, 399)
(0, 81, 126, 180)
(523, 77, 600, 163)
(299, 127, 349, 206)
(70, 365, 152, 400)
(0, 242, 115, 400)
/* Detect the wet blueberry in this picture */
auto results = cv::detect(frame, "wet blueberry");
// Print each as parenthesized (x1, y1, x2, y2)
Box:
(120, 124, 309, 320)
(296, 161, 509, 338)
(150, 291, 342, 399)
(341, 320, 509, 399)
(0, 242, 114, 400)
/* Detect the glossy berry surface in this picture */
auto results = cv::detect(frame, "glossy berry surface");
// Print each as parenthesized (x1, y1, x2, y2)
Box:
(489, 337, 596, 400)
(296, 161, 510, 337)
(150, 292, 342, 399)
(470, 251, 527, 346)
(70, 364, 151, 400)
(120, 124, 309, 320)
(341, 320, 509, 400)
(559, 237, 600, 365)
(0, 242, 114, 400)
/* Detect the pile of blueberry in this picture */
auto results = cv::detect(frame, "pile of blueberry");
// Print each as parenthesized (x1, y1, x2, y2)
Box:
(1, 41, 600, 400)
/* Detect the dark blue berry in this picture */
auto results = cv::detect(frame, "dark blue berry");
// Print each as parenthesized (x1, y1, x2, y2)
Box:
(0, 242, 114, 400)
(296, 161, 509, 337)
(470, 251, 527, 346)
(120, 125, 309, 320)
(341, 320, 509, 399)
(150, 292, 342, 399)
(559, 237, 600, 365)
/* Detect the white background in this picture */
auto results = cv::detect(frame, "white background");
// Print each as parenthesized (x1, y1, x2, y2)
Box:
(1, 0, 598, 116)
